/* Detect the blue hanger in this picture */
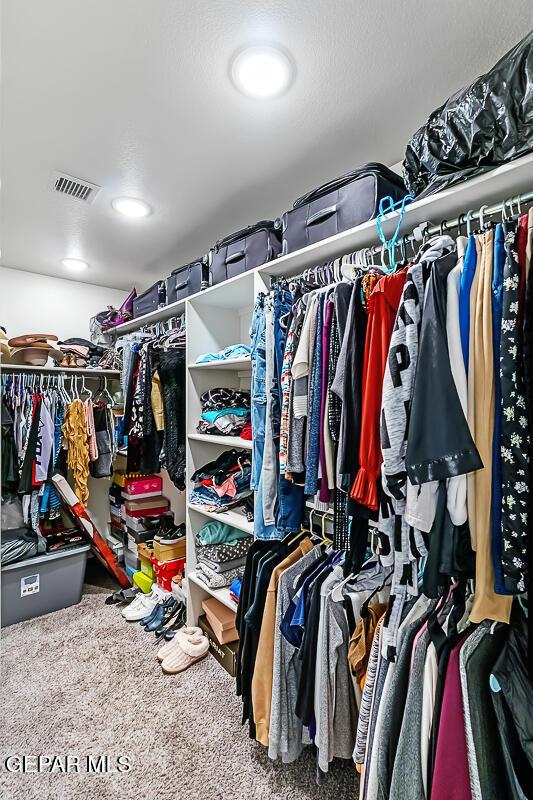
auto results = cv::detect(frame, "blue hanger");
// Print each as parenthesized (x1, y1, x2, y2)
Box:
(375, 194, 414, 273)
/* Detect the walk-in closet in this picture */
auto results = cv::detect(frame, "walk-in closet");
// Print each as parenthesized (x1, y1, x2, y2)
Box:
(1, 4, 533, 800)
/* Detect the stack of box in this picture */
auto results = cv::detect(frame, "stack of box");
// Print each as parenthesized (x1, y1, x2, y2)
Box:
(198, 599, 239, 677)
(108, 471, 176, 585)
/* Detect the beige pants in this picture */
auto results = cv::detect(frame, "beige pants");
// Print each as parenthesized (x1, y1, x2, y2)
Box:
(469, 230, 512, 624)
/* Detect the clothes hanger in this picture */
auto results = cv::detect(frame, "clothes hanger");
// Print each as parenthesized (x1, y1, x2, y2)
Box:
(466, 208, 475, 238)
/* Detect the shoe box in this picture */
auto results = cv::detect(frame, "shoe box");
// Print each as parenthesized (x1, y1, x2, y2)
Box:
(122, 474, 163, 500)
(201, 597, 238, 644)
(124, 496, 169, 517)
(124, 547, 141, 573)
(137, 543, 155, 580)
(153, 537, 186, 562)
(132, 570, 153, 593)
(198, 615, 239, 677)
(153, 557, 185, 591)
(106, 530, 125, 562)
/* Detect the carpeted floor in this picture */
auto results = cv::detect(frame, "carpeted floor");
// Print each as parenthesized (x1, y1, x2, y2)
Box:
(0, 583, 359, 800)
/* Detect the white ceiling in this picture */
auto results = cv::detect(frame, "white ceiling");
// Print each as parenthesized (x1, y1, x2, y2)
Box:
(2, 1, 532, 291)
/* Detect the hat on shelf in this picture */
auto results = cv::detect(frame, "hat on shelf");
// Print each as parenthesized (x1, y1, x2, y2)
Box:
(0, 328, 9, 359)
(8, 344, 63, 366)
(7, 333, 59, 348)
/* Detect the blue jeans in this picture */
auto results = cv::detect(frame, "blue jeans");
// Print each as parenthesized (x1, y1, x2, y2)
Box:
(250, 294, 266, 491)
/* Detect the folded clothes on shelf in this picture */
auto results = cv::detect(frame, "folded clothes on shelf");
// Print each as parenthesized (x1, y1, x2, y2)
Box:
(196, 520, 251, 546)
(198, 555, 247, 574)
(229, 577, 241, 604)
(190, 450, 254, 513)
(196, 537, 252, 565)
(200, 388, 251, 411)
(195, 344, 251, 364)
(194, 562, 245, 589)
(197, 388, 251, 437)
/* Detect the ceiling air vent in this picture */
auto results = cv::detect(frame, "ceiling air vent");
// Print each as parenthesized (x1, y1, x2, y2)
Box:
(50, 171, 101, 204)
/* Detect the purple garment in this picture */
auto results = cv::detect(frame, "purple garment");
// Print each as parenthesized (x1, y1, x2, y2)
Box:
(431, 632, 473, 800)
(318, 297, 334, 502)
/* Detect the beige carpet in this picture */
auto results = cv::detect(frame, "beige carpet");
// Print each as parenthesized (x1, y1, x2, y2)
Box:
(0, 585, 359, 800)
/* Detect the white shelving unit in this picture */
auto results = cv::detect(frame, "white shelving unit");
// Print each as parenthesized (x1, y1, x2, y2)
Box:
(0, 363, 120, 376)
(185, 268, 265, 625)
(107, 155, 533, 628)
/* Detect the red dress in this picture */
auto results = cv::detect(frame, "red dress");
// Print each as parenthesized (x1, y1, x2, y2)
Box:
(350, 268, 407, 510)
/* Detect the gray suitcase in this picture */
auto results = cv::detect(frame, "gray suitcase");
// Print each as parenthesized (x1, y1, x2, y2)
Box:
(278, 163, 407, 255)
(208, 221, 282, 286)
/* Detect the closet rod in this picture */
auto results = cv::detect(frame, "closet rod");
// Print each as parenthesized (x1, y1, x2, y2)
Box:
(369, 187, 533, 258)
(278, 188, 533, 284)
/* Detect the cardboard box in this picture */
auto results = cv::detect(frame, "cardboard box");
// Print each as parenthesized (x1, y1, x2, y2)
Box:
(125, 496, 169, 515)
(137, 542, 154, 564)
(201, 597, 238, 644)
(198, 615, 239, 677)
(153, 538, 186, 562)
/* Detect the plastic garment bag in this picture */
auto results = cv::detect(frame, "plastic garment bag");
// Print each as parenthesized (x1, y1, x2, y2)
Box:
(403, 31, 533, 198)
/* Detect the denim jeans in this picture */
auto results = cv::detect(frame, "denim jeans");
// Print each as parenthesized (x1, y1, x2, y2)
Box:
(250, 294, 266, 491)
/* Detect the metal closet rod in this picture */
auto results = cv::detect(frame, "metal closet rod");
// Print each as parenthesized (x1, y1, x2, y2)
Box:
(371, 188, 533, 256)
(277, 189, 533, 285)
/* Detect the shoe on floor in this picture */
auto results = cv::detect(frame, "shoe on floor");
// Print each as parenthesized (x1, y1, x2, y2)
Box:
(161, 635, 209, 674)
(157, 626, 202, 662)
(122, 588, 164, 622)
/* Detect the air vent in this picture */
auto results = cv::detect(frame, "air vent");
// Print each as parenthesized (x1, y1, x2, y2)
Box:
(50, 171, 101, 204)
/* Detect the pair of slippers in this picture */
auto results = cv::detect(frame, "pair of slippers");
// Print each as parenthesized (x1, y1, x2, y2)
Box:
(157, 626, 209, 674)
(105, 588, 139, 605)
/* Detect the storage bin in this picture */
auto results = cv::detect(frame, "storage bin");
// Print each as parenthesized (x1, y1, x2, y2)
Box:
(1, 544, 90, 627)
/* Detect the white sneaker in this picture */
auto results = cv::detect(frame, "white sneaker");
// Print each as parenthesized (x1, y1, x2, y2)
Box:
(122, 587, 162, 621)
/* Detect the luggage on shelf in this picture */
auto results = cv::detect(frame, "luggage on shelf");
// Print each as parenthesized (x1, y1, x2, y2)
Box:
(165, 258, 208, 304)
(208, 221, 282, 286)
(132, 281, 167, 318)
(278, 162, 407, 255)
(403, 30, 533, 198)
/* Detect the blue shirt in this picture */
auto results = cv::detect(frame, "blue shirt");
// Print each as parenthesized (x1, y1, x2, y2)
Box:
(459, 235, 478, 372)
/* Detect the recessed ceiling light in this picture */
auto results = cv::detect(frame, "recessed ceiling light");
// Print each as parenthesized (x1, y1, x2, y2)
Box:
(231, 45, 294, 98)
(111, 196, 152, 218)
(61, 258, 89, 272)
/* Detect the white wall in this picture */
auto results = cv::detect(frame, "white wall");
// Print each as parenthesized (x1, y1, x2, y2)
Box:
(0, 266, 126, 340)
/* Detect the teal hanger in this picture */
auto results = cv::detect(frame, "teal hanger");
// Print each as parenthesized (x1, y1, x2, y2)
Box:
(375, 194, 414, 273)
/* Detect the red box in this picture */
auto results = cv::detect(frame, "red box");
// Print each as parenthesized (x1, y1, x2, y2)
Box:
(152, 556, 185, 591)
(123, 474, 162, 498)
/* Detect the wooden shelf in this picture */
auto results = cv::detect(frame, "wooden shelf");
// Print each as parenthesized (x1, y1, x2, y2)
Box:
(187, 502, 253, 535)
(187, 569, 238, 611)
(188, 433, 252, 449)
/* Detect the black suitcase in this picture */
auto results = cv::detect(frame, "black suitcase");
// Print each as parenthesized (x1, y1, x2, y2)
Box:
(132, 281, 167, 318)
(165, 258, 207, 304)
(278, 163, 407, 255)
(209, 221, 282, 286)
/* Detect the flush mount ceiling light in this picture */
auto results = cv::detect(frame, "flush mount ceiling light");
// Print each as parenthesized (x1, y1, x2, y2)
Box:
(231, 45, 294, 98)
(61, 258, 89, 272)
(111, 197, 152, 218)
